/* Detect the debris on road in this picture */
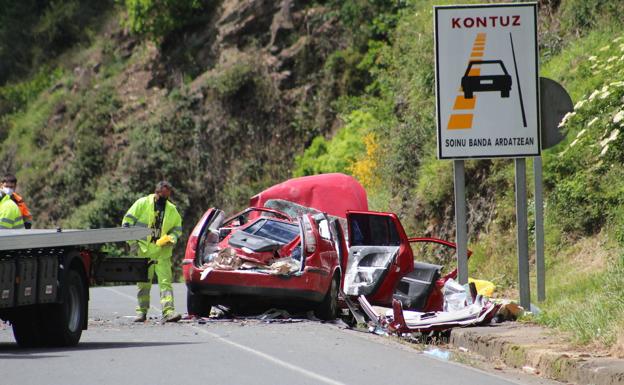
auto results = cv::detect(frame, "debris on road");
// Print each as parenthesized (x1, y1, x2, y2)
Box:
(358, 278, 503, 336)
(423, 347, 451, 361)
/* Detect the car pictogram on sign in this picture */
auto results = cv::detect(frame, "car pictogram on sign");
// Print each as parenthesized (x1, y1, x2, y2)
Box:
(461, 60, 512, 99)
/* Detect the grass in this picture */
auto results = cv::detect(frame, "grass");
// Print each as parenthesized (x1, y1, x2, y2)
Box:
(535, 231, 623, 348)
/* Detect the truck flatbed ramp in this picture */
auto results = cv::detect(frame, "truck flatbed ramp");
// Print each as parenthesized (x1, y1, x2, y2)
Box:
(0, 228, 151, 251)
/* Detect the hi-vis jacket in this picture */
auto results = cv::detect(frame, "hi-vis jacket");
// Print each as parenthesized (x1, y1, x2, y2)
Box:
(122, 194, 182, 258)
(0, 193, 25, 229)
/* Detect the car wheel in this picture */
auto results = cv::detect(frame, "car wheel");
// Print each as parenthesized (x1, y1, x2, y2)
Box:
(501, 90, 510, 98)
(187, 290, 213, 317)
(44, 268, 87, 347)
(315, 275, 339, 321)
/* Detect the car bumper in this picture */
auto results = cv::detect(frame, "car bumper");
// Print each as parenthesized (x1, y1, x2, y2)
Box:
(185, 265, 330, 304)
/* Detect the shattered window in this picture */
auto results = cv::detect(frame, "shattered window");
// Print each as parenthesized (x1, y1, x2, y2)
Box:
(349, 214, 400, 246)
(242, 219, 299, 244)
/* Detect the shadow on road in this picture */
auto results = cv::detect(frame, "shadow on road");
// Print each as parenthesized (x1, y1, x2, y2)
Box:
(0, 341, 197, 358)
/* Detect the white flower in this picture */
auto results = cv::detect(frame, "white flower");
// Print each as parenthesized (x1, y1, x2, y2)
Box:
(589, 90, 600, 100)
(614, 37, 623, 43)
(600, 129, 619, 147)
(614, 110, 624, 124)
(600, 144, 609, 157)
(587, 118, 599, 127)
(590, 63, 599, 69)
(600, 91, 611, 99)
(610, 81, 624, 87)
(574, 100, 587, 109)
(604, 65, 613, 71)
(588, 55, 598, 61)
(559, 111, 576, 127)
(608, 56, 618, 62)
(600, 45, 611, 51)
(601, 85, 609, 92)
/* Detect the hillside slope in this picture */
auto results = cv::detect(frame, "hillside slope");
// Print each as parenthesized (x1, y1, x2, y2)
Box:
(0, 0, 355, 231)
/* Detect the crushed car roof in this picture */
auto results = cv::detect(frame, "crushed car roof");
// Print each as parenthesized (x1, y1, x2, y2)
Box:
(249, 173, 368, 218)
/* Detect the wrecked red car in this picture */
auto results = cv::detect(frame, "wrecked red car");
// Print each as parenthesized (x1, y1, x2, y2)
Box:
(183, 173, 462, 320)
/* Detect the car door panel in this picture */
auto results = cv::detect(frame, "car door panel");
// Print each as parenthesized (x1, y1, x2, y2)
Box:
(346, 211, 413, 306)
(343, 245, 399, 296)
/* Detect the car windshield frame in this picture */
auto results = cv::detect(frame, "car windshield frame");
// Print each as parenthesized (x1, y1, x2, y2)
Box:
(242, 218, 300, 244)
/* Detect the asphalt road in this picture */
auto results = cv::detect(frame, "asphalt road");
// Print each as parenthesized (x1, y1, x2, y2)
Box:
(0, 283, 562, 385)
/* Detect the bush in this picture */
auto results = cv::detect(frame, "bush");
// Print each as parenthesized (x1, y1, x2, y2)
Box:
(122, 0, 208, 41)
(293, 110, 374, 177)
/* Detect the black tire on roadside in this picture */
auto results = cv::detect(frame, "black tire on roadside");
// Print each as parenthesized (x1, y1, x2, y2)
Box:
(44, 268, 87, 347)
(315, 275, 339, 321)
(187, 290, 213, 317)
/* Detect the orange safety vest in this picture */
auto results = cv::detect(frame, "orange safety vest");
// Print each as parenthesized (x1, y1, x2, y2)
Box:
(11, 192, 32, 221)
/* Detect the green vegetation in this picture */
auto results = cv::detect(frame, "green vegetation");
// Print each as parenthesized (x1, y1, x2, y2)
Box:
(0, 0, 113, 85)
(122, 0, 211, 41)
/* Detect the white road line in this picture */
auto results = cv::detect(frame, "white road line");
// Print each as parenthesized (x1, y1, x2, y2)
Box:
(191, 325, 347, 385)
(104, 286, 160, 312)
(105, 286, 345, 385)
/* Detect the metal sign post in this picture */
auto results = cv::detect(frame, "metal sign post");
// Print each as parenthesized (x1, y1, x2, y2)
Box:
(533, 156, 545, 302)
(454, 160, 469, 284)
(515, 158, 531, 309)
(536, 77, 574, 301)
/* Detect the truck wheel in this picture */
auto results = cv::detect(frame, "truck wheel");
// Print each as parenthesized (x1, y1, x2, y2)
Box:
(44, 269, 87, 346)
(315, 275, 339, 321)
(187, 290, 213, 317)
(12, 308, 45, 348)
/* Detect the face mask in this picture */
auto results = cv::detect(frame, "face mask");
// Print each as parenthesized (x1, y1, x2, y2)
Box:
(1, 187, 13, 195)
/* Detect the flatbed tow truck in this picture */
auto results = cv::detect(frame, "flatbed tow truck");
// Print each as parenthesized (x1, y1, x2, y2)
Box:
(0, 227, 151, 347)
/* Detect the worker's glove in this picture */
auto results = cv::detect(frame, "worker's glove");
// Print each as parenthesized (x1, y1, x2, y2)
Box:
(155, 234, 174, 247)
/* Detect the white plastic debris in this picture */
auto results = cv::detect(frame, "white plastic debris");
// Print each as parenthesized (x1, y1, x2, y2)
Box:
(442, 278, 467, 312)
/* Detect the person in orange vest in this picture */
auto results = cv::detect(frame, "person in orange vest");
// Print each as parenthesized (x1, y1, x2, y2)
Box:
(1, 174, 33, 229)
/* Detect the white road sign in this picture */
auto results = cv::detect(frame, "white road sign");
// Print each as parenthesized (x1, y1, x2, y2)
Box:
(435, 3, 540, 159)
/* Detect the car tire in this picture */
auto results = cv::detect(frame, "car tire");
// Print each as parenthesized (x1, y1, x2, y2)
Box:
(187, 290, 213, 317)
(315, 275, 339, 321)
(501, 90, 510, 98)
(43, 268, 87, 347)
(464, 91, 473, 99)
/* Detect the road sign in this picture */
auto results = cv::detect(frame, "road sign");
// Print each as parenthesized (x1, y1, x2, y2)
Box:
(435, 3, 540, 159)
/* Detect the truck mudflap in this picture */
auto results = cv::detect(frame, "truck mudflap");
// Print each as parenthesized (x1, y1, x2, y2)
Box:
(93, 257, 152, 283)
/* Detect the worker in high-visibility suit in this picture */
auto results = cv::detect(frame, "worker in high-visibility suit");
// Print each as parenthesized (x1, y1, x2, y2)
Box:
(2, 174, 33, 229)
(0, 190, 25, 229)
(122, 181, 183, 323)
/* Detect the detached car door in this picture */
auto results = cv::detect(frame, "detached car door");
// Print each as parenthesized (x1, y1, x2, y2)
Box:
(343, 211, 413, 306)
